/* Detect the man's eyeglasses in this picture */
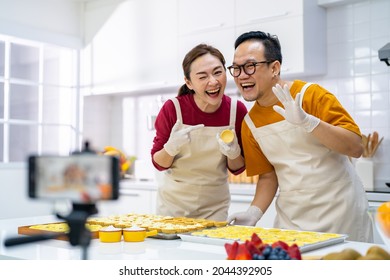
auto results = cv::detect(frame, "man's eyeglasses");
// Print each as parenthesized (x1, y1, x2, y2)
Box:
(227, 61, 272, 77)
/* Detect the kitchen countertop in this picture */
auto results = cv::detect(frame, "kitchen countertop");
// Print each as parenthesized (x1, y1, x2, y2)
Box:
(0, 215, 388, 260)
(120, 179, 390, 201)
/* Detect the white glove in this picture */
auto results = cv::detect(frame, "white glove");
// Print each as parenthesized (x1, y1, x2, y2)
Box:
(216, 129, 241, 160)
(272, 84, 320, 133)
(164, 120, 204, 156)
(227, 205, 263, 226)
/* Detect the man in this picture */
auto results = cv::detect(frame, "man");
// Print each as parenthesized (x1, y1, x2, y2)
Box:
(227, 31, 372, 242)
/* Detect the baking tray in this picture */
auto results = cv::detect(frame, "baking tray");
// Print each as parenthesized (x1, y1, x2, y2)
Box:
(177, 228, 347, 253)
(150, 233, 180, 240)
(18, 223, 100, 240)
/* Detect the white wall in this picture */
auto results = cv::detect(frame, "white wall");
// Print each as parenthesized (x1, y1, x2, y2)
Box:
(0, 164, 52, 219)
(0, 0, 85, 219)
(307, 0, 390, 191)
(0, 0, 83, 48)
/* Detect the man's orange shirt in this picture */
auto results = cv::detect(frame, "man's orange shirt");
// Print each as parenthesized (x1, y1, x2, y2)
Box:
(242, 80, 361, 176)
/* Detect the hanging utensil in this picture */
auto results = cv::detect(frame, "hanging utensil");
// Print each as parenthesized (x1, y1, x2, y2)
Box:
(370, 136, 383, 157)
(366, 133, 372, 156)
(369, 131, 379, 157)
(361, 134, 368, 157)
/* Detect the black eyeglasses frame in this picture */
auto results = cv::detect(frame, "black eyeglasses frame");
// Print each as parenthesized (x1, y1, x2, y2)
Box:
(227, 61, 273, 77)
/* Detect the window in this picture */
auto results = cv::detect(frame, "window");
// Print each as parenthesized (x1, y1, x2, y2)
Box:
(0, 35, 80, 162)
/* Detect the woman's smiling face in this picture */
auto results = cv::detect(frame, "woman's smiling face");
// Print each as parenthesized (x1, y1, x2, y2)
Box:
(185, 53, 227, 112)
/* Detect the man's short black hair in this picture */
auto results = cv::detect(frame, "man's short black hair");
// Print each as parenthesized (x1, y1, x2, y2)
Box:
(234, 31, 283, 65)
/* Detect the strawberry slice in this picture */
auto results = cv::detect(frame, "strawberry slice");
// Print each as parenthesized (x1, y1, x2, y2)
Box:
(272, 240, 289, 251)
(250, 233, 263, 248)
(287, 244, 302, 260)
(235, 243, 252, 260)
(245, 240, 261, 256)
(224, 241, 239, 260)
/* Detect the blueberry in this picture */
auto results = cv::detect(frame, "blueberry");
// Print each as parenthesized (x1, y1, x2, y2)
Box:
(279, 250, 287, 257)
(273, 247, 281, 253)
(268, 254, 280, 260)
(262, 247, 271, 257)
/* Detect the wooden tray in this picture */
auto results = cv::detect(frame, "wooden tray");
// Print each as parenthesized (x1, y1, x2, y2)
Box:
(18, 223, 99, 241)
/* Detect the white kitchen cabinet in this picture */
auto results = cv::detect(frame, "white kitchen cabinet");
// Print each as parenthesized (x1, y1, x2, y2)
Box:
(96, 188, 156, 216)
(235, 0, 327, 78)
(82, 0, 179, 95)
(317, 0, 364, 7)
(229, 194, 276, 228)
(178, 0, 326, 79)
(84, 0, 326, 96)
(235, 0, 304, 25)
(178, 0, 235, 36)
(177, 0, 236, 72)
(178, 28, 237, 75)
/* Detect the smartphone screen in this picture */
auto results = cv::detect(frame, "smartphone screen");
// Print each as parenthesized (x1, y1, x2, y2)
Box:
(28, 154, 119, 203)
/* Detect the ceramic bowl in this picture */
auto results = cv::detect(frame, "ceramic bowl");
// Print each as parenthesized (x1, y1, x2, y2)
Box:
(99, 226, 122, 243)
(123, 227, 158, 242)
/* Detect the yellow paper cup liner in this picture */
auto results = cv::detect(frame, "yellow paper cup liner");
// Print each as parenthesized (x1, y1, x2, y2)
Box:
(221, 130, 234, 144)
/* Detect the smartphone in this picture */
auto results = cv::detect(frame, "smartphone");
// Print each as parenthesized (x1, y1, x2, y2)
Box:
(28, 154, 120, 203)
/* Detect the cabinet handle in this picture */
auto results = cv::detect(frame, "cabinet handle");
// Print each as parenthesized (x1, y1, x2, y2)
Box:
(247, 11, 289, 23)
(119, 190, 140, 197)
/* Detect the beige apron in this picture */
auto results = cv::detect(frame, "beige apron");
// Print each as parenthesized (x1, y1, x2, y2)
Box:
(156, 97, 237, 221)
(245, 83, 373, 242)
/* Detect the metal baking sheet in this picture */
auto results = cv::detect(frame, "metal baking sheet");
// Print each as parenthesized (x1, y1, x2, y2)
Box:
(150, 233, 180, 240)
(177, 229, 347, 253)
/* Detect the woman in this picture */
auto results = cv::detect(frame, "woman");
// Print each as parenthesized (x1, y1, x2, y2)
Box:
(151, 44, 248, 221)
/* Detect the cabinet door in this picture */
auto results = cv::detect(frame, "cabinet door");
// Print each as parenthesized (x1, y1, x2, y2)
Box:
(177, 0, 236, 79)
(178, 0, 235, 36)
(235, 16, 305, 76)
(178, 28, 237, 72)
(234, 0, 326, 78)
(229, 195, 276, 228)
(97, 189, 153, 216)
(83, 0, 179, 94)
(235, 0, 303, 26)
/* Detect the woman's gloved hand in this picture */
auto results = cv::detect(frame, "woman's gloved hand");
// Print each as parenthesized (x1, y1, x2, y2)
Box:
(272, 84, 320, 133)
(216, 129, 241, 159)
(164, 120, 204, 156)
(227, 205, 263, 226)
